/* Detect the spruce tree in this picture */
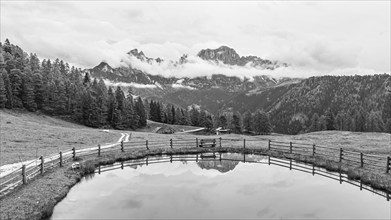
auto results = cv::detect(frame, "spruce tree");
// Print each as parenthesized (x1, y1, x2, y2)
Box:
(135, 96, 146, 127)
(21, 71, 37, 111)
(231, 112, 242, 133)
(243, 111, 252, 133)
(9, 69, 23, 108)
(0, 71, 7, 108)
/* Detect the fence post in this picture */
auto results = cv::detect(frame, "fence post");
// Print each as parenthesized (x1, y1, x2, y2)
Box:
(360, 153, 364, 168)
(170, 139, 173, 149)
(146, 140, 149, 150)
(146, 156, 149, 166)
(387, 157, 390, 174)
(22, 165, 26, 184)
(219, 137, 222, 148)
(40, 156, 44, 174)
(243, 139, 246, 149)
(290, 142, 292, 154)
(289, 159, 292, 170)
(121, 140, 124, 152)
(339, 148, 343, 162)
(312, 144, 316, 157)
(98, 144, 101, 157)
(219, 152, 222, 161)
(268, 140, 271, 150)
(196, 138, 198, 148)
(72, 147, 76, 160)
(170, 155, 173, 163)
(60, 151, 63, 167)
(312, 164, 315, 176)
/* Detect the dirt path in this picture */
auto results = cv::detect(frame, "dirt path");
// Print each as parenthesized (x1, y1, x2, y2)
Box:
(0, 131, 131, 178)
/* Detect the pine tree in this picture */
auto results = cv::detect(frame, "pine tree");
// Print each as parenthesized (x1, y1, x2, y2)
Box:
(9, 69, 23, 108)
(366, 111, 383, 132)
(309, 113, 320, 132)
(124, 87, 137, 129)
(135, 96, 146, 127)
(83, 72, 91, 86)
(55, 80, 67, 114)
(253, 111, 271, 134)
(171, 105, 176, 124)
(325, 110, 335, 130)
(231, 112, 242, 133)
(190, 106, 199, 126)
(112, 86, 126, 129)
(107, 87, 117, 125)
(2, 70, 13, 108)
(0, 70, 7, 108)
(243, 111, 252, 133)
(32, 72, 45, 110)
(218, 114, 227, 129)
(21, 71, 37, 111)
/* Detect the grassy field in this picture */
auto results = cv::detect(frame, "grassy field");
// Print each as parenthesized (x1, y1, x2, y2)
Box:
(1, 109, 390, 167)
(0, 110, 120, 166)
(129, 130, 391, 156)
(137, 120, 202, 133)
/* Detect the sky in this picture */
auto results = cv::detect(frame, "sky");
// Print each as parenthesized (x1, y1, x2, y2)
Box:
(1, 1, 390, 78)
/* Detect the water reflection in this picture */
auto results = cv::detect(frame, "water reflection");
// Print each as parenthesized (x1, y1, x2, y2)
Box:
(51, 153, 390, 219)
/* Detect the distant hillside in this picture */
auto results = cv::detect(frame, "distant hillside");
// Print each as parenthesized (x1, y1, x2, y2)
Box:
(268, 74, 391, 134)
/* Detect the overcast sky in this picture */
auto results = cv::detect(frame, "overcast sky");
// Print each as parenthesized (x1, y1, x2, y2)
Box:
(1, 1, 390, 77)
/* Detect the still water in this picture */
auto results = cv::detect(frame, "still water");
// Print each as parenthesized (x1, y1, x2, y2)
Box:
(51, 153, 390, 219)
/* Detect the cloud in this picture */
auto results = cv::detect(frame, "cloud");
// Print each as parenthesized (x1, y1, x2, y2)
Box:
(121, 54, 387, 80)
(1, 1, 389, 76)
(102, 80, 157, 89)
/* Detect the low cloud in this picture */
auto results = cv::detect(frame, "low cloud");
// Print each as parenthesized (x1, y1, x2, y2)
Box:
(121, 54, 386, 80)
(103, 79, 157, 88)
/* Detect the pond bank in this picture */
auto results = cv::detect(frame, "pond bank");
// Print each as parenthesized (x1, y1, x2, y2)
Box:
(1, 147, 390, 220)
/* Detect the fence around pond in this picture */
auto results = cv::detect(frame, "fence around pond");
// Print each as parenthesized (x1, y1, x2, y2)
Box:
(1, 138, 390, 197)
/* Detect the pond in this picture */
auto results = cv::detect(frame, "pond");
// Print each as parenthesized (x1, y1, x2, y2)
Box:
(51, 153, 390, 219)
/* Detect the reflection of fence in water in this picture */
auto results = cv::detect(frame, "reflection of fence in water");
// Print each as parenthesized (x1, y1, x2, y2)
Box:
(95, 153, 390, 201)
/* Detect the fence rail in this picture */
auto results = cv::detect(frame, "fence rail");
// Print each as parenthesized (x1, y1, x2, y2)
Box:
(0, 138, 390, 197)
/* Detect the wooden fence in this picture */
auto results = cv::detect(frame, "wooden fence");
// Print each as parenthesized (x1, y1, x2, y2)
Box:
(0, 138, 390, 197)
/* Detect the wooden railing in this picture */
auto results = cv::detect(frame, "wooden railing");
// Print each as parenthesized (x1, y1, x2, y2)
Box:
(0, 138, 390, 197)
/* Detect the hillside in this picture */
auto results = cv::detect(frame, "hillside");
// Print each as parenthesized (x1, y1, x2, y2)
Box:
(268, 74, 391, 134)
(0, 110, 119, 166)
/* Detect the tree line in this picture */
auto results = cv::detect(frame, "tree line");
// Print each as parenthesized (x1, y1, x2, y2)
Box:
(0, 39, 147, 129)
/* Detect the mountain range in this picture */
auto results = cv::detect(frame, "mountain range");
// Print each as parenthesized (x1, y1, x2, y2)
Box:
(87, 46, 298, 114)
(87, 45, 390, 134)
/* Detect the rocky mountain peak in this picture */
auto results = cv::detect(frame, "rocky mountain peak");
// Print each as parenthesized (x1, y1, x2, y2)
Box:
(128, 48, 163, 63)
(197, 45, 241, 65)
(94, 61, 113, 73)
(197, 45, 288, 69)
